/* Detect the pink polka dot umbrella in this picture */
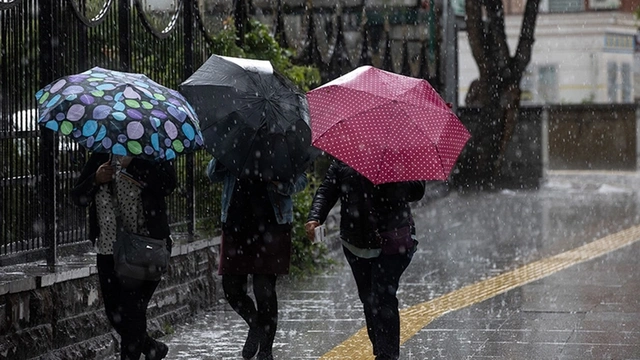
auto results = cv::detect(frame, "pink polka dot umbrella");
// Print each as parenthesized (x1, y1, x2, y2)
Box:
(307, 66, 471, 184)
(35, 67, 204, 161)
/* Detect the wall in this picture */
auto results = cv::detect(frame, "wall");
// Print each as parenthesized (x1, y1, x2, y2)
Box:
(547, 104, 638, 170)
(0, 239, 221, 360)
(504, 0, 529, 14)
(620, 0, 640, 12)
(458, 104, 638, 189)
(458, 106, 544, 189)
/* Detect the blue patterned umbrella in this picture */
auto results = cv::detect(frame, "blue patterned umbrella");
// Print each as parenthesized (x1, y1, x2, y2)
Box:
(35, 66, 204, 161)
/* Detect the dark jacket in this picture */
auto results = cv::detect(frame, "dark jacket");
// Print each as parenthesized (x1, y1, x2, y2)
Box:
(307, 160, 426, 249)
(70, 152, 177, 244)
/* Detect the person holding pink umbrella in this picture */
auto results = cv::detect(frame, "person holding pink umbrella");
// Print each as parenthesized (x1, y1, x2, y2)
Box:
(304, 65, 468, 359)
(305, 159, 425, 360)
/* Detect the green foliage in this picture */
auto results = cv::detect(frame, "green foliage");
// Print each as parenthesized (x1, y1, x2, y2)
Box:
(204, 18, 321, 92)
(289, 174, 335, 277)
(161, 322, 175, 335)
(193, 154, 222, 238)
(205, 18, 246, 59)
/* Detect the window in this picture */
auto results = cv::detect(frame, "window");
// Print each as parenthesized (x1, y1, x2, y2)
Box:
(588, 0, 621, 10)
(621, 63, 631, 103)
(520, 68, 535, 104)
(538, 65, 558, 104)
(607, 61, 618, 102)
(548, 0, 585, 12)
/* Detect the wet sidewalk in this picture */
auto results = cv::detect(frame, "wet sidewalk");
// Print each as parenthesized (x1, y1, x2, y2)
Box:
(158, 171, 640, 360)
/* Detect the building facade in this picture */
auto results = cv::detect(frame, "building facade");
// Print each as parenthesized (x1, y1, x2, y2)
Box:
(458, 0, 640, 105)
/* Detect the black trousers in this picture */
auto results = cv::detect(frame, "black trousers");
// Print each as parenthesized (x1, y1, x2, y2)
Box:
(343, 247, 415, 360)
(97, 254, 160, 360)
(222, 274, 278, 356)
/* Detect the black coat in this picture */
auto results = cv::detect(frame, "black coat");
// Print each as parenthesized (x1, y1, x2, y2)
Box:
(70, 152, 177, 244)
(307, 160, 426, 249)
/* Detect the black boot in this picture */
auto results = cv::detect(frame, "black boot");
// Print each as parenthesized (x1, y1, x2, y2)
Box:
(255, 332, 273, 360)
(143, 338, 169, 360)
(242, 326, 264, 359)
(256, 352, 274, 360)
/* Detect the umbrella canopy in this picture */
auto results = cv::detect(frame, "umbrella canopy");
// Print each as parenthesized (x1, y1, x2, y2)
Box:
(179, 55, 316, 181)
(35, 66, 204, 161)
(307, 65, 470, 184)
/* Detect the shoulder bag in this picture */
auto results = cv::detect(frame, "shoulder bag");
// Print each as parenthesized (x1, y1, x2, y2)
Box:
(110, 182, 170, 281)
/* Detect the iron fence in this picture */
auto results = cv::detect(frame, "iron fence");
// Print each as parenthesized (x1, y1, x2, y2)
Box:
(0, 0, 226, 266)
(0, 0, 439, 267)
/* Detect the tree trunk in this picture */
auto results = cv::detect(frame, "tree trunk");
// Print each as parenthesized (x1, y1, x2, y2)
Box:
(453, 0, 540, 189)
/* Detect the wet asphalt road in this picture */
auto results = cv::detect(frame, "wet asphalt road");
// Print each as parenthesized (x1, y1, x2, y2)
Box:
(155, 171, 640, 359)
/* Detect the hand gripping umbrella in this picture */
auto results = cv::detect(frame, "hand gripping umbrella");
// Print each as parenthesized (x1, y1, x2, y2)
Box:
(307, 65, 471, 185)
(179, 55, 317, 181)
(35, 66, 204, 161)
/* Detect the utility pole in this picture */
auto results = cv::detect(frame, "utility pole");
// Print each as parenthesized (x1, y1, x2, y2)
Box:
(441, 0, 458, 112)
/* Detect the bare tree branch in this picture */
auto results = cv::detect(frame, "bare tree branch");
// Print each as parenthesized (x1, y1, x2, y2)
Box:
(514, 0, 541, 76)
(465, 0, 489, 80)
(485, 0, 510, 67)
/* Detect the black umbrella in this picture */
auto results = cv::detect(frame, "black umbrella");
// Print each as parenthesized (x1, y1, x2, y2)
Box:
(179, 55, 318, 181)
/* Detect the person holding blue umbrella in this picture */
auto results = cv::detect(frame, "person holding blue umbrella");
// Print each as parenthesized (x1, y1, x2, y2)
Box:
(36, 66, 204, 161)
(37, 67, 204, 360)
(71, 153, 175, 360)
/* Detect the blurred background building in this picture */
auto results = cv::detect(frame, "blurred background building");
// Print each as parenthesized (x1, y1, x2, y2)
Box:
(459, 0, 640, 105)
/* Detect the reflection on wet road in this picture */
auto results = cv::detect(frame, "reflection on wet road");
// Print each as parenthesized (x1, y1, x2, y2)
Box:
(323, 225, 640, 359)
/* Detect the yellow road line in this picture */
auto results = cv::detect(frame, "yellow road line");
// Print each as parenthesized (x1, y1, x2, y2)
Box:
(320, 224, 640, 360)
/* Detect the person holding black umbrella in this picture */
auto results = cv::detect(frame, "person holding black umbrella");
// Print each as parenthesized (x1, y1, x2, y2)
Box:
(207, 158, 308, 360)
(183, 54, 315, 359)
(305, 159, 425, 360)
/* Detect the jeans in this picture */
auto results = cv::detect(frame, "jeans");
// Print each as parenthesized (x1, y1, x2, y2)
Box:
(343, 245, 415, 360)
(97, 254, 160, 360)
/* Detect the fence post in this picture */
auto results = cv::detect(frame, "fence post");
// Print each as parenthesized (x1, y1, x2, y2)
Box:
(234, 0, 248, 46)
(441, 0, 458, 113)
(38, 0, 60, 269)
(541, 106, 549, 177)
(636, 104, 640, 171)
(184, 0, 196, 237)
(119, 0, 132, 71)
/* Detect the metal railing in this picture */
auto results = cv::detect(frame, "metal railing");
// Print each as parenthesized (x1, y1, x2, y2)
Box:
(0, 0, 224, 267)
(0, 0, 440, 267)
